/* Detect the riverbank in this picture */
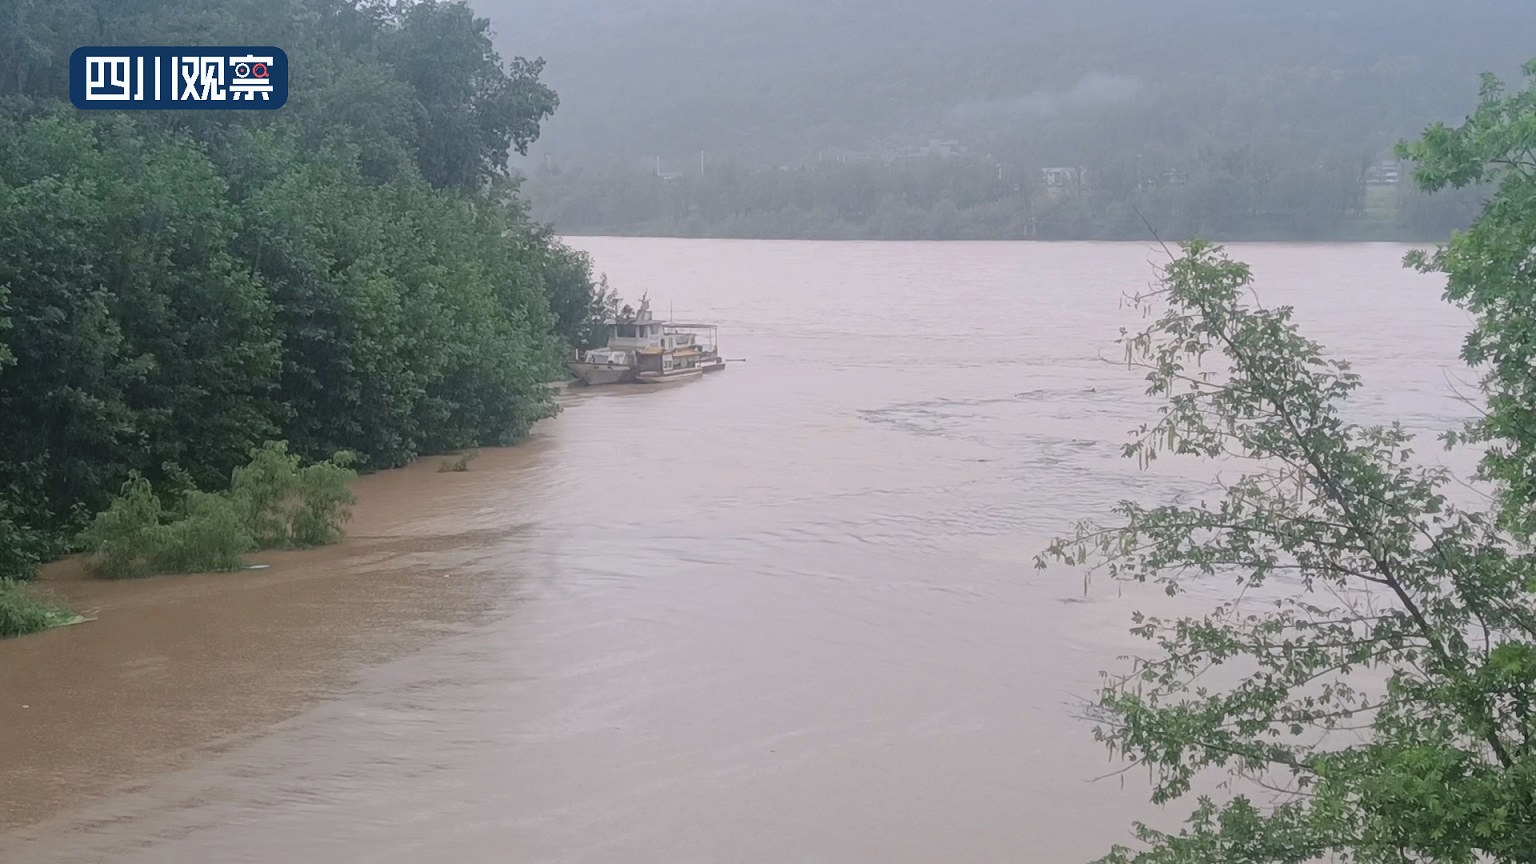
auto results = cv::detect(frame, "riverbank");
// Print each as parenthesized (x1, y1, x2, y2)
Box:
(545, 224, 1456, 243)
(0, 440, 553, 834)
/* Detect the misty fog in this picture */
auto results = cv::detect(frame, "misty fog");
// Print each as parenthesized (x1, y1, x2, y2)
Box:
(479, 0, 1535, 240)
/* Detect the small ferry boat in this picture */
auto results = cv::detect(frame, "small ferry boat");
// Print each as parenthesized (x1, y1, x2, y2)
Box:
(568, 347, 634, 385)
(568, 297, 725, 386)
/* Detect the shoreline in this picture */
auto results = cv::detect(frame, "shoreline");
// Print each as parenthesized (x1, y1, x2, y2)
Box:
(544, 231, 1452, 245)
(0, 439, 552, 834)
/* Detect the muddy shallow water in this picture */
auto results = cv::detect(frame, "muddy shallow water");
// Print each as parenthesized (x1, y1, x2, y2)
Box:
(0, 240, 1472, 862)
(0, 445, 553, 833)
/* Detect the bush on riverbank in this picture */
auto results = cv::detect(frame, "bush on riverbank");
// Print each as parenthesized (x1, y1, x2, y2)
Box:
(230, 442, 358, 549)
(79, 475, 251, 579)
(0, 579, 73, 639)
(0, 504, 48, 582)
(78, 443, 357, 579)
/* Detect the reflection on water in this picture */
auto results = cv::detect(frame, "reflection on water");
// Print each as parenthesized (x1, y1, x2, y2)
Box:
(0, 240, 1470, 863)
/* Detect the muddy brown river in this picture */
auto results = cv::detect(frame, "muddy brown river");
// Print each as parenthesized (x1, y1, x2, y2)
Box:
(0, 241, 1471, 862)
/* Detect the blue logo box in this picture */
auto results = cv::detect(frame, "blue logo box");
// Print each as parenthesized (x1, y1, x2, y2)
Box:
(70, 47, 288, 110)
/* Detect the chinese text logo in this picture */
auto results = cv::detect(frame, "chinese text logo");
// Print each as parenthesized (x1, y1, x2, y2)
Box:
(71, 47, 288, 110)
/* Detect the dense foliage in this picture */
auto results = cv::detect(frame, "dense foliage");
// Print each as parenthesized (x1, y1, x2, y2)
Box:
(1400, 60, 1536, 539)
(0, 0, 609, 575)
(1039, 64, 1536, 863)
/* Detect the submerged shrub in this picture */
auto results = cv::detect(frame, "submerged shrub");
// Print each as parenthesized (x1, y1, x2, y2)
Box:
(229, 442, 357, 549)
(153, 491, 253, 574)
(76, 443, 358, 578)
(289, 454, 358, 547)
(438, 450, 478, 472)
(0, 579, 74, 639)
(77, 473, 166, 579)
(229, 441, 308, 548)
(78, 473, 251, 579)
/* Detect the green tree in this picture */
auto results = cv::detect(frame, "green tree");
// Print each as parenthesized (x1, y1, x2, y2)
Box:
(381, 0, 559, 191)
(1041, 239, 1536, 863)
(0, 280, 12, 370)
(0, 109, 280, 533)
(1398, 59, 1536, 538)
(535, 233, 618, 349)
(1037, 65, 1536, 861)
(0, 501, 47, 581)
(0, 0, 91, 97)
(0, 0, 604, 561)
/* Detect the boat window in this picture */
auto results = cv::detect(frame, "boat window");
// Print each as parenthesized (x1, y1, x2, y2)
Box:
(615, 325, 636, 338)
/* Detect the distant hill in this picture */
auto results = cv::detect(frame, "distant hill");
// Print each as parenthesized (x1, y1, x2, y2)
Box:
(482, 0, 1536, 166)
(476, 0, 1530, 240)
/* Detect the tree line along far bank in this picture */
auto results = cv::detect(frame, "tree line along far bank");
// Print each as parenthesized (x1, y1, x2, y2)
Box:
(0, 0, 616, 606)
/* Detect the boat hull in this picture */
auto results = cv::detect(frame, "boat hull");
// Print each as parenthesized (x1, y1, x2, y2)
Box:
(633, 367, 705, 384)
(569, 363, 634, 385)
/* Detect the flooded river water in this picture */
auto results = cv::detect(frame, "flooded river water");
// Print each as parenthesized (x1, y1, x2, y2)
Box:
(0, 241, 1471, 862)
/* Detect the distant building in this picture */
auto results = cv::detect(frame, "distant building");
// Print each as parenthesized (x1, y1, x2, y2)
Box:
(1366, 161, 1401, 185)
(819, 137, 970, 165)
(1042, 166, 1089, 188)
(888, 139, 966, 161)
(821, 149, 855, 164)
(1137, 168, 1187, 190)
(917, 139, 965, 159)
(652, 157, 684, 182)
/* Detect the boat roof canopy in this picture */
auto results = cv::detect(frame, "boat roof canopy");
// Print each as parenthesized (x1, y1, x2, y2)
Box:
(663, 322, 717, 330)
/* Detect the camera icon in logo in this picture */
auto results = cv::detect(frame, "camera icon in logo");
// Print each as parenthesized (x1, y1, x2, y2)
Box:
(229, 54, 276, 101)
(232, 61, 270, 79)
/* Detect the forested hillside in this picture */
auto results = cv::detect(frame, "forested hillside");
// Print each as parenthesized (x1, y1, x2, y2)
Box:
(491, 0, 1533, 239)
(0, 0, 611, 577)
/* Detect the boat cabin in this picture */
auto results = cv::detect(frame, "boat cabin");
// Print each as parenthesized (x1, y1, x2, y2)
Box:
(580, 348, 631, 366)
(609, 301, 716, 349)
(608, 299, 669, 350)
(579, 296, 723, 382)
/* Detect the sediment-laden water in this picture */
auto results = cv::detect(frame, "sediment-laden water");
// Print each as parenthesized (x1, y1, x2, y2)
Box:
(0, 240, 1471, 862)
